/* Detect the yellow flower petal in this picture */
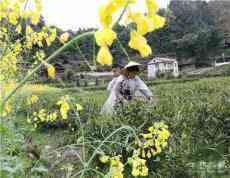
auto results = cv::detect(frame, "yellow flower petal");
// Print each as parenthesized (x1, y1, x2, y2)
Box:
(150, 14, 166, 30)
(47, 65, 55, 78)
(129, 30, 147, 50)
(76, 104, 83, 111)
(96, 46, 113, 65)
(128, 12, 154, 35)
(146, 0, 159, 16)
(59, 32, 69, 44)
(129, 31, 152, 57)
(95, 28, 117, 46)
(99, 5, 113, 28)
(139, 44, 152, 57)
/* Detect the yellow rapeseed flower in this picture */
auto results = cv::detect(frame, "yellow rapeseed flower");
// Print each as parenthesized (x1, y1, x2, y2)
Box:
(8, 12, 18, 25)
(95, 28, 117, 46)
(146, 0, 159, 16)
(99, 5, 113, 28)
(96, 46, 113, 65)
(57, 97, 70, 120)
(129, 31, 146, 50)
(139, 45, 152, 57)
(46, 28, 57, 46)
(47, 65, 55, 78)
(129, 31, 152, 57)
(48, 112, 58, 122)
(26, 25, 33, 34)
(128, 12, 154, 35)
(106, 1, 119, 14)
(150, 14, 166, 30)
(30, 12, 40, 25)
(27, 95, 39, 105)
(15, 24, 22, 33)
(131, 157, 149, 177)
(110, 155, 124, 178)
(76, 104, 83, 111)
(59, 32, 69, 44)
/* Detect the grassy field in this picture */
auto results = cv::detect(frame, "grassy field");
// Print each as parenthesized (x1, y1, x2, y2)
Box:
(2, 76, 230, 178)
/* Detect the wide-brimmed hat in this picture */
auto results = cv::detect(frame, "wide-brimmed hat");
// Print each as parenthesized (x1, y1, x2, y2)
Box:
(124, 61, 142, 69)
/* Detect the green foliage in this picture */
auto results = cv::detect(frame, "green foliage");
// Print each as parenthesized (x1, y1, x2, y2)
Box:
(2, 77, 230, 177)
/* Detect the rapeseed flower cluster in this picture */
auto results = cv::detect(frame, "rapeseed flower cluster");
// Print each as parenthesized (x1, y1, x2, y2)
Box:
(28, 109, 58, 128)
(99, 155, 124, 178)
(25, 95, 83, 129)
(0, 0, 59, 82)
(27, 95, 39, 105)
(95, 0, 165, 65)
(128, 156, 148, 176)
(137, 122, 170, 158)
(98, 122, 170, 177)
(56, 96, 70, 120)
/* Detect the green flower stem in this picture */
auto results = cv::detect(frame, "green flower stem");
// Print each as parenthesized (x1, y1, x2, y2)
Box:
(76, 44, 94, 71)
(117, 38, 130, 61)
(79, 126, 135, 178)
(86, 126, 137, 168)
(2, 31, 95, 106)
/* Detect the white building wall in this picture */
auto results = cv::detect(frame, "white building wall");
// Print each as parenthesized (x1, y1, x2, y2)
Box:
(148, 64, 157, 79)
(148, 59, 180, 79)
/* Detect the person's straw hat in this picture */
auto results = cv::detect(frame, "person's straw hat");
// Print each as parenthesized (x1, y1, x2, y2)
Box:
(124, 61, 142, 69)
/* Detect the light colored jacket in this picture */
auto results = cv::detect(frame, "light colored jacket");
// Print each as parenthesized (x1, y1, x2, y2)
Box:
(101, 75, 153, 116)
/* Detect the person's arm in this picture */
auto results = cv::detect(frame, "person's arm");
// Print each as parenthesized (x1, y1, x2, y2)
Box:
(107, 80, 113, 91)
(136, 77, 153, 100)
(107, 78, 117, 91)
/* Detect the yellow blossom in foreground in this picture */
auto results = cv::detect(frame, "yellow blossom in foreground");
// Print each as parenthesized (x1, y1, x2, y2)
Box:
(99, 5, 113, 28)
(95, 28, 117, 46)
(129, 31, 152, 57)
(146, 0, 159, 16)
(129, 31, 147, 49)
(106, 1, 119, 14)
(139, 45, 152, 57)
(48, 112, 58, 122)
(128, 12, 154, 35)
(45, 27, 57, 46)
(76, 104, 83, 111)
(150, 14, 166, 30)
(27, 95, 39, 105)
(57, 97, 70, 120)
(96, 46, 113, 65)
(47, 65, 55, 78)
(110, 155, 124, 178)
(26, 25, 33, 34)
(59, 32, 69, 44)
(30, 12, 40, 25)
(131, 157, 148, 177)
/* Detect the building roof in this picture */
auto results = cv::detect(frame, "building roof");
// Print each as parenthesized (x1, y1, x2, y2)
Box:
(79, 72, 113, 78)
(148, 57, 177, 64)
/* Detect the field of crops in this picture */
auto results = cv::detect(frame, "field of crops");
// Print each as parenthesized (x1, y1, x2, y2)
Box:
(1, 76, 230, 178)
